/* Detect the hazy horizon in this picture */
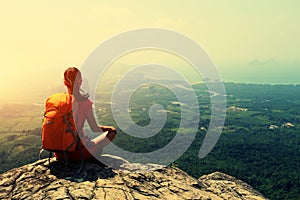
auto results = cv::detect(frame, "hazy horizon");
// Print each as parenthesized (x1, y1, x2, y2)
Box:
(0, 62, 299, 105)
(1, 1, 299, 104)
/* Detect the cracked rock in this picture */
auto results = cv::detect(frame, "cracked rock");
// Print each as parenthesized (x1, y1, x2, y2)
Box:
(0, 155, 267, 200)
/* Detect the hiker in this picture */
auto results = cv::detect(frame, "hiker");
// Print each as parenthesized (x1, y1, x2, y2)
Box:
(54, 67, 117, 161)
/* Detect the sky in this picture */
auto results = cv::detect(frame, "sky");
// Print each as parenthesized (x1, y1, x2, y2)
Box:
(0, 0, 299, 103)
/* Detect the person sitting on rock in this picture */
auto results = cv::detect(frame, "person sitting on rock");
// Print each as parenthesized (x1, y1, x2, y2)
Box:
(54, 67, 117, 161)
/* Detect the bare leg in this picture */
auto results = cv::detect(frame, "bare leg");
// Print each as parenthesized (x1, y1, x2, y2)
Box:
(91, 130, 117, 153)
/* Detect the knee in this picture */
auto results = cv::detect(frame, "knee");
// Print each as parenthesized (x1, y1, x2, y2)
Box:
(110, 126, 117, 135)
(106, 126, 117, 133)
(107, 130, 117, 141)
(111, 126, 117, 133)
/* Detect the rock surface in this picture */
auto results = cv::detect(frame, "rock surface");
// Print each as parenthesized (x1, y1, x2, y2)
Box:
(0, 155, 267, 200)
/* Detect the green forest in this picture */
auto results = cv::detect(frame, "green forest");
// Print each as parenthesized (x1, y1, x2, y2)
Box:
(0, 83, 299, 200)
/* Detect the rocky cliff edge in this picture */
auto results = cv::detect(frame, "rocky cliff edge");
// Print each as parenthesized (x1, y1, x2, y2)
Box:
(0, 154, 267, 200)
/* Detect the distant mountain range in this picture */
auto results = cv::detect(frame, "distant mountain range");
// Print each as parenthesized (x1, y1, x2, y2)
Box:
(219, 60, 300, 84)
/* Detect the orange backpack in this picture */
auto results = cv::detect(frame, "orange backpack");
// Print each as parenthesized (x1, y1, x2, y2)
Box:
(42, 93, 79, 152)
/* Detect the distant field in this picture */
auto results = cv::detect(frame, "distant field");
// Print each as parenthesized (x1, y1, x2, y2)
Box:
(0, 132, 21, 141)
(0, 83, 299, 199)
(0, 103, 43, 132)
(0, 129, 41, 173)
